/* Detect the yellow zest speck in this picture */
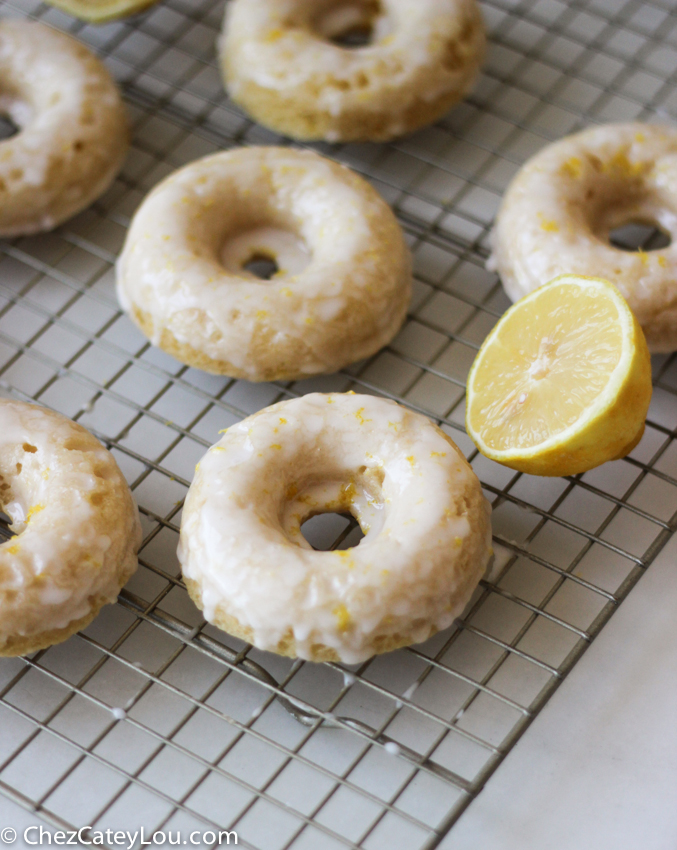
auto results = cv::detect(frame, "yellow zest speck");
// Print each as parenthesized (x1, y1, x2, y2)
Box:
(333, 604, 352, 631)
(388, 420, 399, 430)
(355, 407, 372, 425)
(381, 569, 389, 577)
(26, 504, 45, 522)
(218, 428, 229, 434)
(5, 544, 19, 555)
(454, 536, 463, 548)
(279, 417, 287, 424)
(305, 317, 314, 325)
(430, 451, 447, 458)
(270, 444, 282, 450)
(635, 132, 646, 143)
(561, 157, 582, 178)
(265, 28, 284, 42)
(327, 397, 334, 404)
(162, 235, 171, 241)
(210, 446, 226, 452)
(42, 467, 50, 480)
(195, 462, 200, 471)
(256, 310, 269, 320)
(658, 255, 668, 268)
(406, 455, 416, 466)
(538, 213, 559, 233)
(637, 248, 649, 266)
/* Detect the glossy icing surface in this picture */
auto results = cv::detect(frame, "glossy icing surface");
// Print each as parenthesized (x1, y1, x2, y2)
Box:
(0, 18, 128, 236)
(117, 146, 411, 381)
(490, 123, 677, 352)
(179, 393, 492, 663)
(0, 400, 140, 652)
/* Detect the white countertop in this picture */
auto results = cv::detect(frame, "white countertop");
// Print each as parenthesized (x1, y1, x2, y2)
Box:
(441, 531, 677, 850)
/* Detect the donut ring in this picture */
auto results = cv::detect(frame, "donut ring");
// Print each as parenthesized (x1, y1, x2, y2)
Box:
(116, 146, 411, 382)
(0, 19, 129, 237)
(490, 123, 677, 352)
(178, 393, 492, 664)
(0, 400, 141, 656)
(220, 0, 485, 142)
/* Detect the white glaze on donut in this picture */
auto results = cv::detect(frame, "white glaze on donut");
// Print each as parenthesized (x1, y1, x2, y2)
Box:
(490, 123, 677, 352)
(0, 19, 129, 236)
(178, 393, 492, 663)
(220, 0, 485, 142)
(0, 400, 140, 655)
(116, 146, 411, 381)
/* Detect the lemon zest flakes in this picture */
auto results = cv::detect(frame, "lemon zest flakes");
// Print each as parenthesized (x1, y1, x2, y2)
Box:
(561, 157, 582, 179)
(454, 536, 463, 548)
(279, 417, 287, 425)
(256, 310, 269, 320)
(538, 212, 559, 232)
(355, 407, 372, 425)
(210, 446, 226, 452)
(270, 444, 282, 451)
(637, 247, 649, 266)
(264, 28, 284, 42)
(657, 255, 668, 268)
(5, 544, 19, 555)
(26, 504, 45, 522)
(430, 451, 447, 458)
(333, 604, 352, 631)
(406, 455, 416, 466)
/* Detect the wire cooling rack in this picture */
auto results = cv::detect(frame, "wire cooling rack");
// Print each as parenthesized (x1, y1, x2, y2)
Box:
(2, 0, 677, 847)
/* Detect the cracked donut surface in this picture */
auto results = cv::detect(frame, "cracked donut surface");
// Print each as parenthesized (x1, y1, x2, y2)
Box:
(116, 146, 412, 382)
(490, 123, 677, 352)
(0, 400, 141, 656)
(0, 19, 128, 236)
(179, 392, 492, 664)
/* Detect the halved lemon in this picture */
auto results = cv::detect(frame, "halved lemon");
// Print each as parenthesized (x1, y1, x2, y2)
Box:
(44, 0, 160, 23)
(466, 274, 652, 477)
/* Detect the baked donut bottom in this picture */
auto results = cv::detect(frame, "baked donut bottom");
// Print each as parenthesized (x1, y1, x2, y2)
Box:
(0, 594, 112, 657)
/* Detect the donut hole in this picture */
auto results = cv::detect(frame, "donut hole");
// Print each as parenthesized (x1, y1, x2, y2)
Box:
(301, 511, 365, 550)
(0, 511, 16, 542)
(609, 220, 671, 252)
(314, 1, 383, 48)
(221, 226, 311, 280)
(243, 253, 279, 280)
(0, 115, 19, 141)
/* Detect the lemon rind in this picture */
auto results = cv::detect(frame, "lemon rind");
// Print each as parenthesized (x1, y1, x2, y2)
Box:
(466, 274, 640, 464)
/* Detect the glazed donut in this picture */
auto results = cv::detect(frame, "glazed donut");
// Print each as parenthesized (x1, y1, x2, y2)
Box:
(178, 392, 492, 664)
(490, 122, 677, 352)
(0, 19, 129, 237)
(116, 146, 411, 382)
(0, 400, 141, 656)
(220, 0, 485, 142)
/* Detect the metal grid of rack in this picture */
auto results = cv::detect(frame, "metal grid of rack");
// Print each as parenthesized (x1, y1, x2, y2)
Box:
(1, 0, 677, 847)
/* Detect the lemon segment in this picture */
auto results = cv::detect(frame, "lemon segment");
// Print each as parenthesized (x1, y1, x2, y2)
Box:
(44, 0, 161, 23)
(466, 274, 652, 476)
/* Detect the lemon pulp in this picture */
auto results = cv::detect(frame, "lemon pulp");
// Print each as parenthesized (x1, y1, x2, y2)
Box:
(466, 275, 652, 476)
